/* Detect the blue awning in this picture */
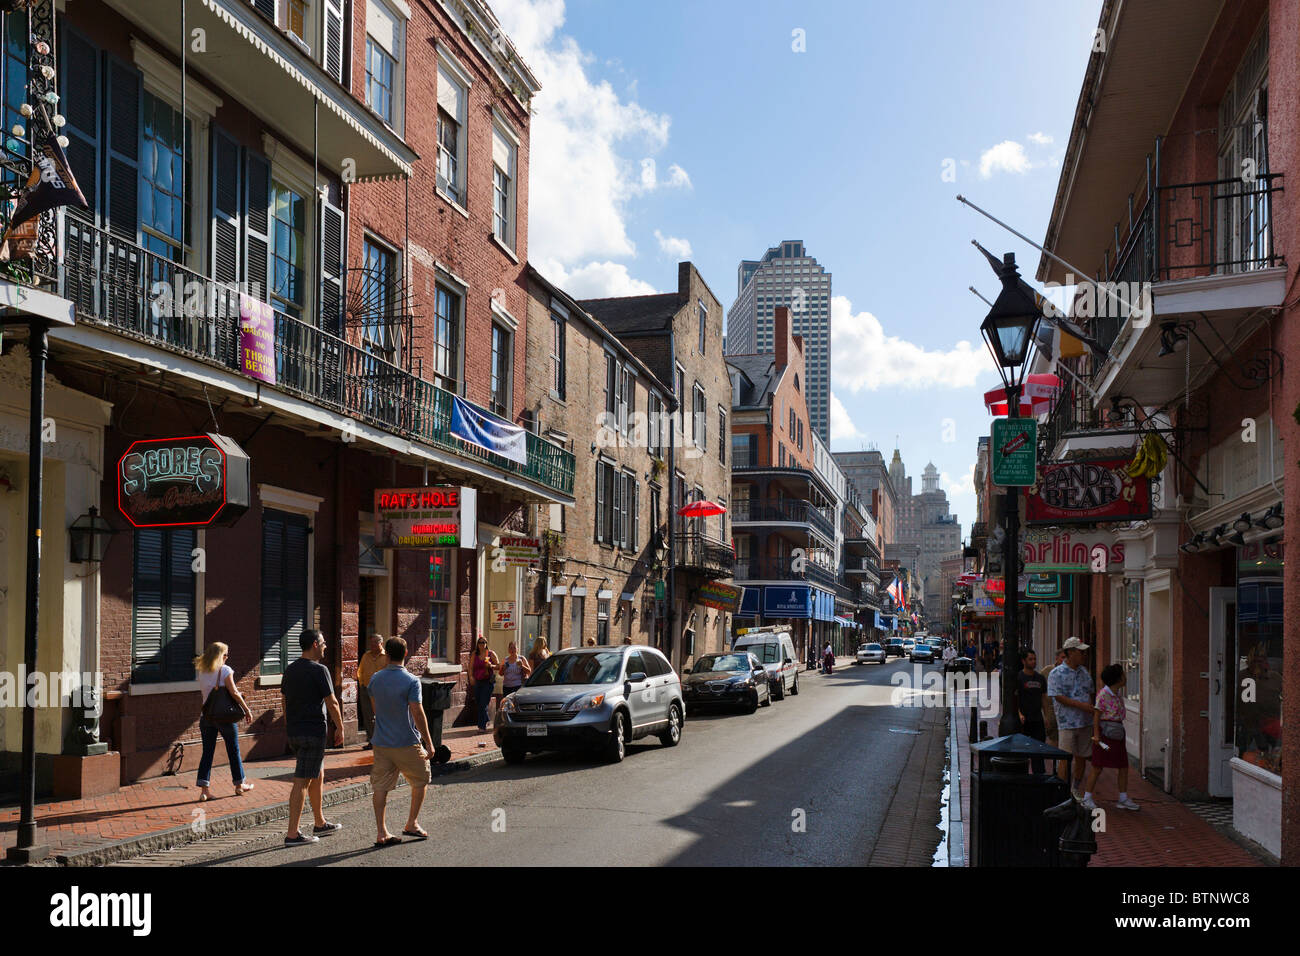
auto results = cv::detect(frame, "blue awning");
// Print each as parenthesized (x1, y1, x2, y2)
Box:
(764, 585, 811, 618)
(812, 589, 835, 622)
(736, 586, 761, 618)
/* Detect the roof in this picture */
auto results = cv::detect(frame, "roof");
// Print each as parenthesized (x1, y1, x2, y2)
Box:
(724, 353, 780, 407)
(577, 293, 679, 334)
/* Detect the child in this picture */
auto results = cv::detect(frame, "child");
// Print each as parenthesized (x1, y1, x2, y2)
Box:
(1081, 664, 1140, 811)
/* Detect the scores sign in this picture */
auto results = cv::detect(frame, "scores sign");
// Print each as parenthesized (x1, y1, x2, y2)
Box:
(375, 487, 475, 549)
(117, 434, 251, 528)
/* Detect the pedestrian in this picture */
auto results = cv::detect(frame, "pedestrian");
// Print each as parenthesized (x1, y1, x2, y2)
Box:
(368, 636, 436, 846)
(194, 642, 254, 801)
(1014, 649, 1048, 773)
(585, 637, 597, 646)
(498, 640, 532, 699)
(282, 629, 346, 845)
(822, 642, 834, 675)
(357, 632, 388, 749)
(1047, 636, 1095, 799)
(468, 634, 499, 731)
(1082, 664, 1139, 812)
(1044, 648, 1067, 779)
(622, 637, 633, 645)
(528, 636, 550, 671)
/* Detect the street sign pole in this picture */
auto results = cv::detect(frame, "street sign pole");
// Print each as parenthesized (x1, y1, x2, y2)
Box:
(998, 392, 1024, 737)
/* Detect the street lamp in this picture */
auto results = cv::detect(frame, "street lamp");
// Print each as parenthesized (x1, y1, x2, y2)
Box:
(979, 252, 1042, 736)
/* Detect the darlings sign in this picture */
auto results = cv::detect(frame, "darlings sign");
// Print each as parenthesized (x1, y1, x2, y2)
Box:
(1021, 530, 1124, 573)
(117, 433, 251, 528)
(1026, 458, 1151, 525)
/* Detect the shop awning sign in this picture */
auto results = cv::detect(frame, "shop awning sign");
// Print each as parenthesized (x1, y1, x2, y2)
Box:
(696, 582, 744, 613)
(375, 486, 475, 549)
(1026, 458, 1151, 525)
(1022, 529, 1125, 573)
(117, 433, 250, 528)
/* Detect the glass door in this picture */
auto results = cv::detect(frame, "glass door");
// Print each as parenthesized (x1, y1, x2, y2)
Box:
(1208, 588, 1236, 797)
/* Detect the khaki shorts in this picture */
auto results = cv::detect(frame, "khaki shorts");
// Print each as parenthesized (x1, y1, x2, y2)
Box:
(371, 744, 432, 793)
(1057, 727, 1092, 758)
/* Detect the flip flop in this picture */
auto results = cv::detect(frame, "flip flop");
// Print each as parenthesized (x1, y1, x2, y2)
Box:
(373, 836, 402, 847)
(402, 828, 428, 840)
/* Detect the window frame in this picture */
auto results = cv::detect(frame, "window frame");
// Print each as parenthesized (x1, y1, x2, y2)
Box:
(435, 47, 472, 211)
(692, 382, 706, 450)
(359, 232, 401, 365)
(490, 320, 513, 417)
(491, 112, 519, 251)
(549, 300, 567, 399)
(130, 527, 200, 686)
(363, 0, 405, 133)
(432, 273, 466, 395)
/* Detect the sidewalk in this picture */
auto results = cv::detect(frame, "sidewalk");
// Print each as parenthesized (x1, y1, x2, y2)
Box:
(0, 725, 498, 866)
(949, 683, 1264, 866)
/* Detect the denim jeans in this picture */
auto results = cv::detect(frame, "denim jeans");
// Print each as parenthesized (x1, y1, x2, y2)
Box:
(197, 716, 245, 787)
(474, 680, 494, 730)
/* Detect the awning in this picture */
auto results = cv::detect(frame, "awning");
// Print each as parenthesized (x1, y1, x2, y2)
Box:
(736, 587, 761, 618)
(984, 373, 1062, 417)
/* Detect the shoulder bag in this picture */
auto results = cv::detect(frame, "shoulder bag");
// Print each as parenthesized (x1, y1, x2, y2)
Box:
(202, 671, 244, 724)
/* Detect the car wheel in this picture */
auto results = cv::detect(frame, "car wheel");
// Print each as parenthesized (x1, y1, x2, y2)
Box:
(659, 703, 683, 746)
(606, 712, 628, 763)
(790, 673, 800, 696)
(760, 686, 773, 707)
(772, 676, 785, 701)
(744, 692, 759, 714)
(502, 746, 526, 765)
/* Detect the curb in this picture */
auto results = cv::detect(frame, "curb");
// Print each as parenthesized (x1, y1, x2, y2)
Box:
(946, 696, 965, 867)
(52, 748, 504, 867)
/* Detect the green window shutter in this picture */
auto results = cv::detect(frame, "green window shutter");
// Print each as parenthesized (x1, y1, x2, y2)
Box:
(131, 530, 165, 683)
(103, 55, 140, 241)
(283, 514, 309, 668)
(60, 28, 100, 220)
(318, 195, 345, 336)
(244, 151, 272, 303)
(261, 509, 310, 676)
(210, 127, 242, 287)
(164, 529, 197, 682)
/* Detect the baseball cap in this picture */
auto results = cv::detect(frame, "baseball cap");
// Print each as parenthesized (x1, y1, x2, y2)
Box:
(1062, 636, 1090, 651)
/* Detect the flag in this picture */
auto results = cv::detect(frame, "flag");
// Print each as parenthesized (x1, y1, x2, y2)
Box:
(450, 395, 527, 465)
(2, 120, 88, 245)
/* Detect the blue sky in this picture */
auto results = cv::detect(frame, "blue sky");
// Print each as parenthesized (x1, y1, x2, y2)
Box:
(494, 0, 1102, 530)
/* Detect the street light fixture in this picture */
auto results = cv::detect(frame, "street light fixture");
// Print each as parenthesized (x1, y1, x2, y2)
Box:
(978, 251, 1042, 737)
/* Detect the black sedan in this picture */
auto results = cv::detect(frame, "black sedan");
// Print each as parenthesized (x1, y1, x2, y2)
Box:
(683, 652, 771, 714)
(885, 639, 906, 658)
(910, 643, 935, 663)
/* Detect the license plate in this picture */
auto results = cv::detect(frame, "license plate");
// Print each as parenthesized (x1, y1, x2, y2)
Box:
(526, 724, 547, 737)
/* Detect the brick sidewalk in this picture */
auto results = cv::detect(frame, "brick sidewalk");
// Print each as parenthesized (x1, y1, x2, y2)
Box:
(951, 686, 1264, 867)
(1, 725, 497, 865)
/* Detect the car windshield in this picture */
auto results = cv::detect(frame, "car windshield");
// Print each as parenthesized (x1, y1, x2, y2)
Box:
(740, 642, 779, 664)
(528, 651, 623, 686)
(916, 645, 930, 651)
(864, 644, 881, 651)
(695, 654, 750, 672)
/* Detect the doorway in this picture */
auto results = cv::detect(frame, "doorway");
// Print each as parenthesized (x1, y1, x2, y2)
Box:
(1208, 587, 1236, 797)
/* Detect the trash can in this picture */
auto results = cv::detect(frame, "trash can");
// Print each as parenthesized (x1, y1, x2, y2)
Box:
(970, 733, 1072, 866)
(420, 678, 455, 764)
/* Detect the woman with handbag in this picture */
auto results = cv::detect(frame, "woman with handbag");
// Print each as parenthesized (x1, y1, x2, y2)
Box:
(195, 642, 254, 802)
(468, 634, 499, 731)
(1082, 663, 1140, 812)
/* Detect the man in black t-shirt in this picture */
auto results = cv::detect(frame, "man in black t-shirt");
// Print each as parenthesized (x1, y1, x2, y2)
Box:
(1014, 649, 1048, 773)
(282, 628, 346, 845)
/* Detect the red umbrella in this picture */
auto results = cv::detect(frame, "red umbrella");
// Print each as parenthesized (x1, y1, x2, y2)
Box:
(677, 499, 726, 518)
(983, 372, 1063, 417)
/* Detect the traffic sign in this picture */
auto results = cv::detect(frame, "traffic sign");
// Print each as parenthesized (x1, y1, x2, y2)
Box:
(990, 418, 1037, 486)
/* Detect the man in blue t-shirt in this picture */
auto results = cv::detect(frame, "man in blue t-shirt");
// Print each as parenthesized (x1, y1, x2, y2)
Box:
(368, 636, 435, 846)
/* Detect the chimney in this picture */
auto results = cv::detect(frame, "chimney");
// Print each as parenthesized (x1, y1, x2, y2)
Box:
(774, 306, 790, 369)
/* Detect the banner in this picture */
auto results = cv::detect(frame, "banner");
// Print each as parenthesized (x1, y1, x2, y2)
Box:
(1026, 458, 1152, 525)
(450, 395, 527, 465)
(239, 294, 276, 385)
(696, 581, 744, 613)
(2, 119, 88, 244)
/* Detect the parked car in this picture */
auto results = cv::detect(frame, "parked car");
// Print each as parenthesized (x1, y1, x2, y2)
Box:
(902, 639, 916, 655)
(733, 628, 800, 700)
(885, 638, 906, 658)
(910, 643, 935, 664)
(855, 643, 887, 665)
(682, 652, 771, 714)
(495, 645, 683, 764)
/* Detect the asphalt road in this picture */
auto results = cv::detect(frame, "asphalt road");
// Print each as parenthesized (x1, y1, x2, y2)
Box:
(171, 656, 947, 867)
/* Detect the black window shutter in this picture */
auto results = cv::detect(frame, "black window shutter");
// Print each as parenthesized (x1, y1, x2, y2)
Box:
(318, 195, 345, 335)
(103, 55, 140, 241)
(131, 530, 166, 682)
(261, 509, 310, 676)
(60, 29, 100, 221)
(163, 530, 197, 681)
(210, 127, 241, 286)
(244, 151, 272, 304)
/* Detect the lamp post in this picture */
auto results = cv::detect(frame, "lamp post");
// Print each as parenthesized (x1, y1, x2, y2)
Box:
(979, 252, 1042, 737)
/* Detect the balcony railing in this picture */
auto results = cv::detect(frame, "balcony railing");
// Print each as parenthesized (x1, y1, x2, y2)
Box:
(675, 531, 735, 579)
(52, 212, 574, 497)
(1038, 382, 1106, 459)
(731, 498, 835, 540)
(734, 556, 839, 591)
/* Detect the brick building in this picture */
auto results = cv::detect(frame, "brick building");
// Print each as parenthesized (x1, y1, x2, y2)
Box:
(0, 0, 574, 799)
(580, 263, 735, 672)
(522, 265, 675, 651)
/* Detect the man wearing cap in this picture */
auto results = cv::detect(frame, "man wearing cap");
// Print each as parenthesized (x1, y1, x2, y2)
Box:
(1047, 637, 1095, 798)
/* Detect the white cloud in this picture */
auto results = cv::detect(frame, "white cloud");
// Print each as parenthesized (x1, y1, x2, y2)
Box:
(653, 230, 692, 259)
(830, 393, 866, 441)
(493, 0, 690, 275)
(830, 295, 995, 391)
(1027, 131, 1054, 146)
(978, 140, 1032, 178)
(535, 258, 659, 298)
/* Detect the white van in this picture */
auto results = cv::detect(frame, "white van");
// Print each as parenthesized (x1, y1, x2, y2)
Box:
(732, 627, 800, 701)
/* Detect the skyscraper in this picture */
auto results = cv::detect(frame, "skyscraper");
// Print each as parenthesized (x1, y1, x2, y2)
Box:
(726, 240, 832, 443)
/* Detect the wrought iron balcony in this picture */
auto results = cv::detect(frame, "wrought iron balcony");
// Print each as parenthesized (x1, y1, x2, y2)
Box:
(674, 531, 735, 579)
(731, 498, 835, 541)
(52, 212, 574, 497)
(733, 556, 839, 591)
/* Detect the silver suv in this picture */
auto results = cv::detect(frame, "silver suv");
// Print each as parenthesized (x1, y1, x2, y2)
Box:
(494, 645, 684, 764)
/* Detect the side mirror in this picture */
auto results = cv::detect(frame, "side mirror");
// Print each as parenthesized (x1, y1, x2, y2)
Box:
(783, 657, 793, 665)
(627, 672, 647, 684)
(753, 667, 766, 678)
(683, 667, 692, 674)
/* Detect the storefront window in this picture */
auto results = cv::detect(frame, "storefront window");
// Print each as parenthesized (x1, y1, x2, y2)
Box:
(1121, 580, 1141, 703)
(1235, 539, 1283, 775)
(597, 599, 610, 645)
(429, 550, 452, 660)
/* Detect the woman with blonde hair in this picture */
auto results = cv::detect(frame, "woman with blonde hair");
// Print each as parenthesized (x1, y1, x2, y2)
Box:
(528, 636, 550, 671)
(194, 642, 254, 801)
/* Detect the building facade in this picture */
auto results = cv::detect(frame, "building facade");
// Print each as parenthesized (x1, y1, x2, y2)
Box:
(725, 240, 832, 443)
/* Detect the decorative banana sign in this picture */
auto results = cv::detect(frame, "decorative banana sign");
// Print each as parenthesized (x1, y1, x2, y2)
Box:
(1125, 433, 1168, 480)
